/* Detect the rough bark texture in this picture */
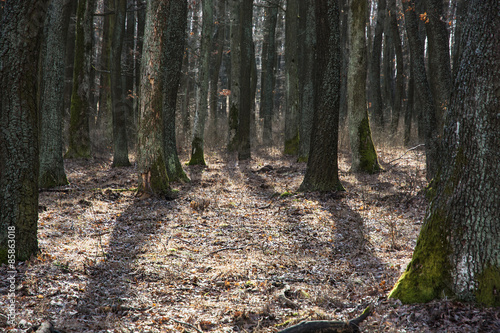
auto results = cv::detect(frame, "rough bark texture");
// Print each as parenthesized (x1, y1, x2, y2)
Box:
(237, 0, 253, 161)
(402, 0, 439, 181)
(189, 0, 213, 165)
(0, 0, 50, 262)
(368, 0, 386, 129)
(163, 0, 189, 182)
(389, 0, 500, 306)
(227, 0, 240, 152)
(284, 0, 300, 155)
(38, 0, 71, 188)
(297, 0, 315, 162)
(65, 0, 94, 159)
(137, 0, 170, 196)
(110, 0, 131, 167)
(347, 0, 381, 174)
(299, 0, 344, 192)
(259, 4, 278, 145)
(387, 0, 403, 135)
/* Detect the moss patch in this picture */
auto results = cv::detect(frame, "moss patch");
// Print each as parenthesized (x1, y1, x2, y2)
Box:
(358, 117, 382, 173)
(188, 137, 206, 166)
(284, 134, 299, 156)
(475, 265, 500, 306)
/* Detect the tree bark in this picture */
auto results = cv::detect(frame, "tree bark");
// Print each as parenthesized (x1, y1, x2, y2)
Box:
(387, 0, 404, 135)
(284, 0, 300, 155)
(347, 0, 381, 174)
(38, 0, 71, 188)
(189, 0, 213, 165)
(0, 0, 50, 262)
(65, 0, 95, 158)
(299, 0, 344, 192)
(137, 0, 170, 197)
(227, 0, 240, 151)
(389, 0, 500, 306)
(110, 0, 131, 167)
(163, 0, 189, 182)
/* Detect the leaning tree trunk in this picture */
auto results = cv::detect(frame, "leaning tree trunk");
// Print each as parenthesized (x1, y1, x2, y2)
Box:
(389, 0, 500, 306)
(110, 0, 131, 167)
(65, 0, 95, 158)
(0, 0, 50, 262)
(38, 0, 71, 188)
(136, 0, 170, 197)
(283, 0, 300, 155)
(189, 0, 213, 165)
(299, 0, 344, 192)
(347, 0, 381, 174)
(162, 0, 189, 182)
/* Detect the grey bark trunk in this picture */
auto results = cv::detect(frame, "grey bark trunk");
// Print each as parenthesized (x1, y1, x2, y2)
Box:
(227, 0, 240, 151)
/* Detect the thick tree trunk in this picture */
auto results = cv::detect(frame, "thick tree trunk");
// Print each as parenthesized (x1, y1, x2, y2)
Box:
(163, 0, 189, 182)
(227, 0, 240, 152)
(347, 0, 381, 174)
(189, 0, 213, 165)
(389, 0, 500, 306)
(299, 0, 344, 192)
(297, 0, 315, 162)
(0, 0, 50, 262)
(284, 0, 300, 155)
(111, 0, 131, 167)
(402, 0, 439, 181)
(237, 0, 252, 161)
(38, 0, 71, 188)
(137, 0, 170, 197)
(65, 0, 95, 159)
(259, 4, 278, 145)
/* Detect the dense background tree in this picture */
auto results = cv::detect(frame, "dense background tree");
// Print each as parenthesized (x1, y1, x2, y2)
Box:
(38, 0, 71, 188)
(65, 0, 95, 159)
(389, 0, 500, 306)
(300, 0, 343, 192)
(227, 0, 240, 151)
(0, 0, 50, 262)
(347, 0, 381, 174)
(137, 0, 170, 197)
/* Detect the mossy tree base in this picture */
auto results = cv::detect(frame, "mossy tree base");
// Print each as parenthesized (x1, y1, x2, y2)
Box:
(188, 137, 206, 166)
(39, 171, 69, 188)
(284, 134, 299, 156)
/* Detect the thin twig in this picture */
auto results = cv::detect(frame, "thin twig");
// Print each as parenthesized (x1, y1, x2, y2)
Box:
(205, 243, 257, 257)
(387, 144, 425, 165)
(169, 318, 203, 333)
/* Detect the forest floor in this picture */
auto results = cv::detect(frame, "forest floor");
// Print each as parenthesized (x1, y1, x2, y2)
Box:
(1, 145, 499, 332)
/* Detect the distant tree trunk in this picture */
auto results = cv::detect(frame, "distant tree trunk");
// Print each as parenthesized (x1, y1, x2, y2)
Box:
(368, 0, 386, 129)
(348, 0, 382, 174)
(238, 0, 252, 161)
(39, 0, 71, 188)
(424, 0, 452, 138)
(227, 0, 240, 151)
(189, 0, 213, 165)
(402, 0, 439, 181)
(390, 0, 500, 306)
(403, 68, 414, 146)
(387, 0, 403, 135)
(137, 0, 170, 197)
(110, 0, 131, 167)
(259, 4, 278, 145)
(0, 0, 50, 262)
(134, 2, 146, 130)
(297, 0, 315, 162)
(163, 0, 189, 182)
(299, 0, 344, 192)
(65, 0, 95, 158)
(284, 0, 300, 155)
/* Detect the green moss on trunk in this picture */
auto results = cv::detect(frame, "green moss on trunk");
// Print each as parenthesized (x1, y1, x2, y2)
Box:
(188, 137, 206, 165)
(388, 208, 452, 303)
(475, 265, 500, 306)
(357, 117, 382, 173)
(284, 134, 299, 155)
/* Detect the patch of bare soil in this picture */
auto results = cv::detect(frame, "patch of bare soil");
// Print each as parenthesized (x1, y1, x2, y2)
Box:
(1, 147, 499, 332)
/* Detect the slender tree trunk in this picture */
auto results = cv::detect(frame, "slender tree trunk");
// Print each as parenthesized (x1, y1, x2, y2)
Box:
(189, 0, 213, 165)
(227, 0, 240, 151)
(111, 0, 131, 167)
(402, 0, 439, 181)
(348, 0, 382, 174)
(0, 0, 50, 262)
(284, 0, 300, 155)
(39, 0, 71, 188)
(388, 0, 403, 135)
(299, 0, 344, 192)
(238, 0, 253, 161)
(390, 0, 500, 306)
(163, 0, 189, 182)
(297, 0, 315, 162)
(65, 0, 95, 158)
(259, 4, 278, 145)
(137, 0, 170, 197)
